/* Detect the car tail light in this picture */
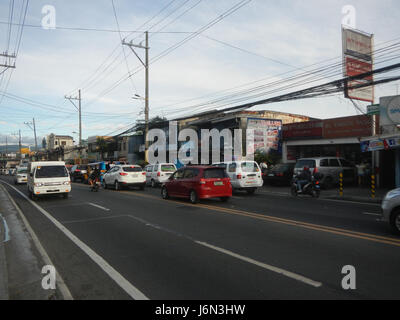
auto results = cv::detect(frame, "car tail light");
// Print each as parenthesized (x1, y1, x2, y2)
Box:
(313, 167, 318, 174)
(316, 181, 320, 185)
(157, 172, 161, 177)
(237, 174, 242, 179)
(75, 169, 80, 172)
(142, 172, 146, 175)
(119, 172, 128, 176)
(199, 179, 206, 185)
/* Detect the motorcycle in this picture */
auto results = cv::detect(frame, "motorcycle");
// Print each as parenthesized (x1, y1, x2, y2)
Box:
(291, 173, 323, 198)
(90, 178, 101, 192)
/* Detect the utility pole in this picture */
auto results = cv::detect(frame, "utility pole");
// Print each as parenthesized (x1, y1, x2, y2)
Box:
(24, 118, 38, 154)
(65, 90, 82, 159)
(122, 31, 149, 162)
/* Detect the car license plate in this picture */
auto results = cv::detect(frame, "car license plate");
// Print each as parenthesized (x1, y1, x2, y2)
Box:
(268, 174, 274, 177)
(131, 174, 138, 178)
(214, 181, 223, 186)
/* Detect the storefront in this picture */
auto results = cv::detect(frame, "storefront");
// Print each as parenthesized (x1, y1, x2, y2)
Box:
(360, 95, 400, 188)
(282, 115, 373, 164)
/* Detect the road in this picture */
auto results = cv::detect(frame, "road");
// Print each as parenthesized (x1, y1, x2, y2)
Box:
(1, 175, 399, 300)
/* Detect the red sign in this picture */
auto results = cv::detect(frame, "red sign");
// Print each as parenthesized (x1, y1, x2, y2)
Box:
(323, 115, 372, 139)
(345, 57, 372, 78)
(283, 120, 323, 139)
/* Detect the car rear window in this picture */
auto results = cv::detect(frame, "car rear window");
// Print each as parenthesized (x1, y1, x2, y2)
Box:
(241, 162, 259, 172)
(203, 168, 227, 179)
(295, 160, 316, 169)
(161, 165, 175, 172)
(123, 167, 142, 172)
(35, 166, 68, 178)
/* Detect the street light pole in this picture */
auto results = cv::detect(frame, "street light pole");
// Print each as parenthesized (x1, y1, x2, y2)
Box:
(122, 31, 150, 162)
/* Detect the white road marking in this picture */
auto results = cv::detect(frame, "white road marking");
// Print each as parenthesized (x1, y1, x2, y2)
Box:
(0, 181, 149, 300)
(88, 202, 110, 212)
(0, 213, 10, 243)
(362, 212, 382, 217)
(196, 241, 322, 288)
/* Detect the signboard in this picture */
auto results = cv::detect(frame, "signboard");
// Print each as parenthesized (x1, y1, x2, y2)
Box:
(283, 120, 323, 139)
(246, 118, 282, 154)
(342, 27, 374, 103)
(361, 136, 400, 152)
(379, 95, 400, 134)
(323, 115, 372, 139)
(367, 104, 380, 115)
(342, 28, 373, 62)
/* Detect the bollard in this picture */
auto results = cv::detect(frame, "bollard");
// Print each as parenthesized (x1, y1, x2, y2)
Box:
(371, 175, 376, 199)
(339, 172, 343, 196)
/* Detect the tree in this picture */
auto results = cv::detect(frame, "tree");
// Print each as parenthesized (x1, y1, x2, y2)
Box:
(96, 137, 107, 160)
(42, 137, 47, 150)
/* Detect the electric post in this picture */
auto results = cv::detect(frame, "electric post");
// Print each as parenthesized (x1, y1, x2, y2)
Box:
(24, 119, 38, 159)
(65, 89, 82, 160)
(122, 31, 149, 162)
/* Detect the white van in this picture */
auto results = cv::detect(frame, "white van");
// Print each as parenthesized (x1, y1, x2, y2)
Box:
(27, 161, 71, 200)
(145, 163, 177, 187)
(213, 161, 263, 194)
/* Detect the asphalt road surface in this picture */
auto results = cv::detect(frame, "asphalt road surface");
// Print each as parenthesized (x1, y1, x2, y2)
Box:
(1, 175, 399, 300)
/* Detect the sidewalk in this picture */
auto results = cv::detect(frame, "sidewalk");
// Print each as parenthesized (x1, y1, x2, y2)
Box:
(261, 183, 389, 204)
(0, 183, 60, 300)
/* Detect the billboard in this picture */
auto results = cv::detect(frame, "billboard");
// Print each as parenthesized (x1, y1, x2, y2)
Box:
(246, 118, 282, 154)
(379, 95, 400, 134)
(342, 27, 374, 103)
(323, 115, 372, 139)
(282, 120, 323, 139)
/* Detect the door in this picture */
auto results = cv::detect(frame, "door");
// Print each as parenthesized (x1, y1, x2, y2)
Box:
(168, 169, 184, 196)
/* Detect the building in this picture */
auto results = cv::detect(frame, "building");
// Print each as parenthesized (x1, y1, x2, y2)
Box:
(360, 95, 400, 188)
(282, 114, 374, 165)
(47, 134, 74, 150)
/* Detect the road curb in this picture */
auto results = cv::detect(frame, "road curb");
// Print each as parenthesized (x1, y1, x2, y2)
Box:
(0, 214, 9, 300)
(0, 182, 73, 300)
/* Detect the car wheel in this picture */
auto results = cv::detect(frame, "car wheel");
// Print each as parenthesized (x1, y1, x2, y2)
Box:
(103, 181, 107, 189)
(291, 185, 298, 197)
(115, 181, 120, 191)
(189, 190, 198, 204)
(161, 186, 169, 199)
(63, 193, 69, 199)
(390, 209, 400, 235)
(151, 179, 156, 188)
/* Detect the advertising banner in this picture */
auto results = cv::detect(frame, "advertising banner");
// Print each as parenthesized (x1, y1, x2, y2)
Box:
(323, 115, 372, 139)
(246, 118, 282, 154)
(283, 120, 323, 139)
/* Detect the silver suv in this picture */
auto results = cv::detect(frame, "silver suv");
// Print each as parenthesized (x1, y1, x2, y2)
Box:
(381, 188, 400, 235)
(294, 157, 357, 188)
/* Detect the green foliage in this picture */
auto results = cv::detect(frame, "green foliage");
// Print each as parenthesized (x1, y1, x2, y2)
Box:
(254, 151, 281, 167)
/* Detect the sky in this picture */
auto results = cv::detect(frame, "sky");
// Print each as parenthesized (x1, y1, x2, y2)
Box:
(0, 0, 400, 148)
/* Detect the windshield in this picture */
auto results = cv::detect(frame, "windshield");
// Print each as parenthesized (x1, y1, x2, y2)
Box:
(241, 162, 259, 173)
(17, 169, 28, 174)
(295, 160, 316, 169)
(203, 168, 227, 179)
(161, 165, 175, 172)
(123, 167, 142, 172)
(35, 166, 69, 178)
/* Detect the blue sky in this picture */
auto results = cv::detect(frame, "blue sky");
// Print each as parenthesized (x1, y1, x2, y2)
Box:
(0, 0, 400, 147)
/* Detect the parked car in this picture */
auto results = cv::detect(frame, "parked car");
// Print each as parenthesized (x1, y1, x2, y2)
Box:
(103, 165, 146, 190)
(293, 157, 357, 189)
(14, 167, 28, 185)
(145, 163, 177, 188)
(70, 164, 89, 182)
(27, 161, 71, 200)
(161, 166, 232, 204)
(212, 161, 263, 194)
(381, 188, 400, 235)
(264, 163, 295, 186)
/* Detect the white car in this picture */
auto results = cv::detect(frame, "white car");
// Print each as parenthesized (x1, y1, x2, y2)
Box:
(103, 165, 146, 190)
(14, 167, 28, 185)
(213, 161, 263, 194)
(145, 163, 177, 188)
(381, 188, 400, 235)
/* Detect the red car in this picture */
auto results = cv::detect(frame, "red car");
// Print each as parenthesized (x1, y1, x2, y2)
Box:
(161, 166, 232, 204)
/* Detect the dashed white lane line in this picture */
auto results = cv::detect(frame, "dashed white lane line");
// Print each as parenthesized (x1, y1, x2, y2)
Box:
(88, 202, 110, 212)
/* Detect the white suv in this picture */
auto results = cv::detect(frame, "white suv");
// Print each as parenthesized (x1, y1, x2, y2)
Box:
(103, 165, 146, 190)
(381, 188, 400, 235)
(145, 163, 177, 188)
(213, 161, 263, 194)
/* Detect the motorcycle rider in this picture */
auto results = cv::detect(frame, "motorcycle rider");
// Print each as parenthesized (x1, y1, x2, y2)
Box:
(89, 167, 101, 190)
(296, 166, 312, 193)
